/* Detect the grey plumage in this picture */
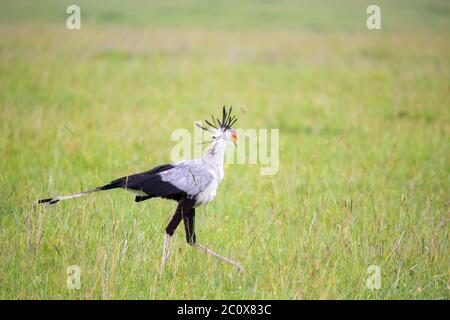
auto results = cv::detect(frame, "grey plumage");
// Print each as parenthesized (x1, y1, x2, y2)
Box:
(159, 161, 214, 198)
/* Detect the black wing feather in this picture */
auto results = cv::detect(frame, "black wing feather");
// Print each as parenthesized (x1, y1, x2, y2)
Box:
(101, 164, 185, 202)
(101, 164, 174, 190)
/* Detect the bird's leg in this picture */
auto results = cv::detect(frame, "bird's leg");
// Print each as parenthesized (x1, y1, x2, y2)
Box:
(160, 201, 183, 273)
(192, 243, 245, 273)
(160, 233, 172, 273)
(183, 206, 244, 273)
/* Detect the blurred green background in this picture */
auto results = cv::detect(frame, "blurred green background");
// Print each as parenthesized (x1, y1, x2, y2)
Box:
(0, 0, 448, 299)
(1, 0, 450, 32)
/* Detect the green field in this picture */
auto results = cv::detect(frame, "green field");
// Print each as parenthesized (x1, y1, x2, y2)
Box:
(0, 1, 449, 299)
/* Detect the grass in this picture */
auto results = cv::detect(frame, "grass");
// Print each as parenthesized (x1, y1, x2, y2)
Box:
(0, 1, 449, 299)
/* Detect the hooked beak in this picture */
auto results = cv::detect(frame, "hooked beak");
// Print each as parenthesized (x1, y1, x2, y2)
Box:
(231, 134, 238, 147)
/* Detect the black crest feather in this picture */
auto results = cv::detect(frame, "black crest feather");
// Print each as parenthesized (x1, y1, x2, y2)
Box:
(199, 106, 237, 132)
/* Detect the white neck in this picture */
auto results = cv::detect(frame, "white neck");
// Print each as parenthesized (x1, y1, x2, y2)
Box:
(202, 138, 227, 170)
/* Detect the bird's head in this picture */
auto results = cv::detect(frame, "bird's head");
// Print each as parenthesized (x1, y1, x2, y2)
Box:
(197, 106, 238, 147)
(223, 128, 238, 147)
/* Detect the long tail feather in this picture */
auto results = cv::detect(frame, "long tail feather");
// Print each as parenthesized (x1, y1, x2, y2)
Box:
(38, 187, 103, 205)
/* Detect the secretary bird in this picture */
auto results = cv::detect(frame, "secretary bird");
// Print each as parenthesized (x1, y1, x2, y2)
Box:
(39, 107, 243, 272)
